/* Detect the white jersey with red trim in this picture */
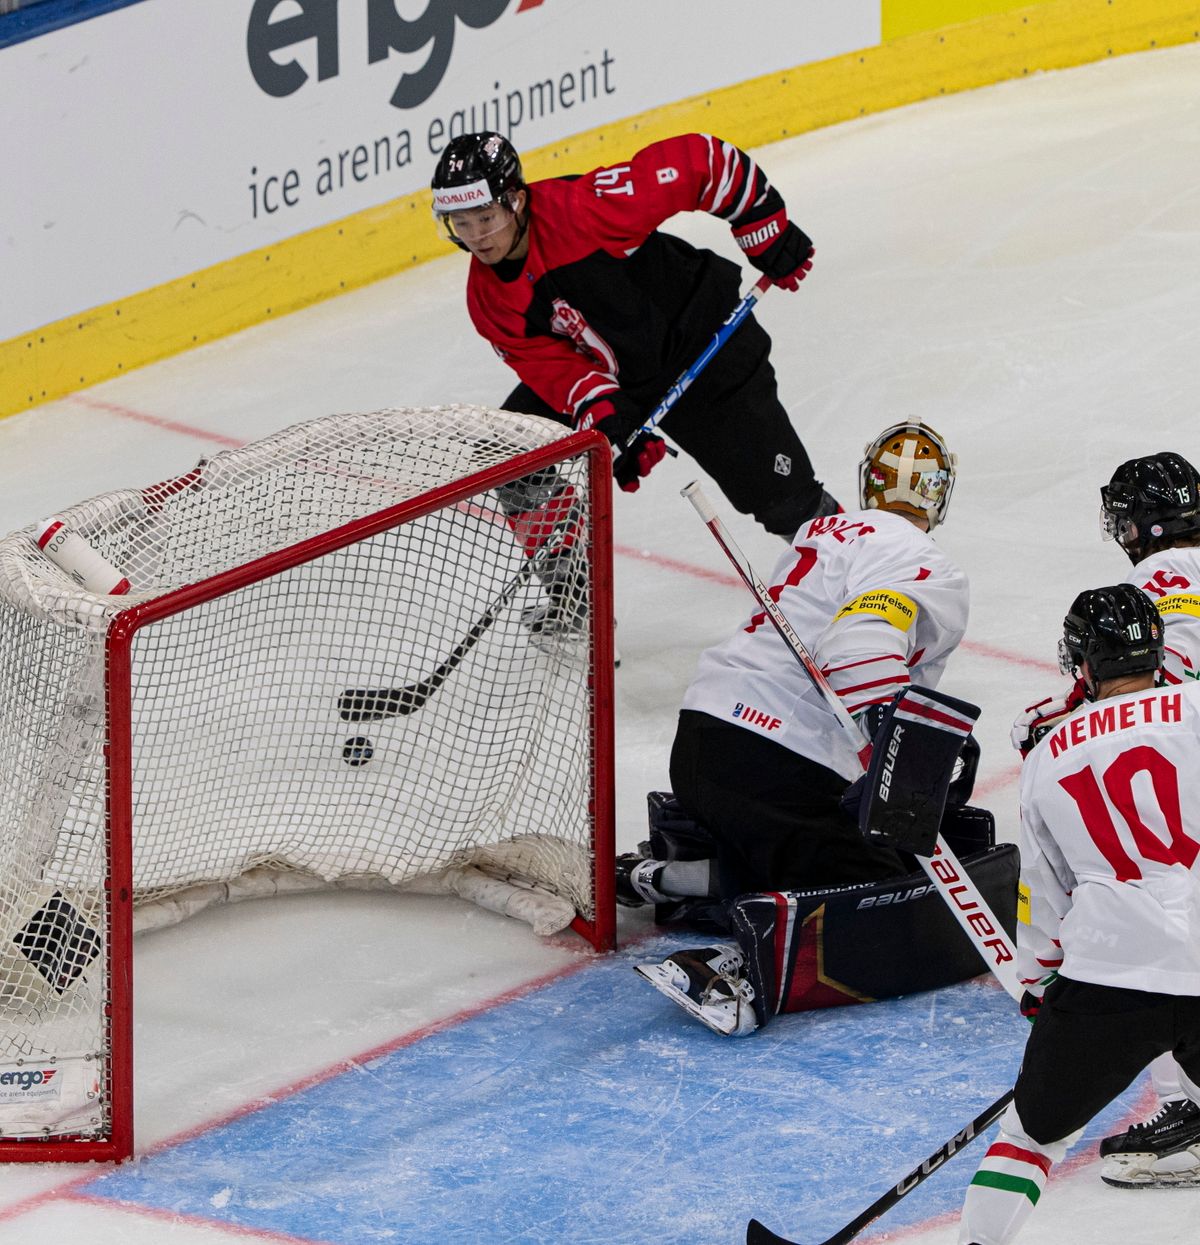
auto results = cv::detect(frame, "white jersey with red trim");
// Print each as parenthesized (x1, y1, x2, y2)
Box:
(680, 508, 969, 780)
(1123, 546, 1200, 686)
(1017, 681, 1200, 996)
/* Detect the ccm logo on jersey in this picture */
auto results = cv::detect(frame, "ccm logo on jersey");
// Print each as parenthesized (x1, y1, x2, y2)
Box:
(733, 703, 782, 732)
(834, 589, 918, 631)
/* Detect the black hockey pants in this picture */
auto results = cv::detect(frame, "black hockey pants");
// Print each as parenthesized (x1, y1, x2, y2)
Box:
(1015, 977, 1200, 1145)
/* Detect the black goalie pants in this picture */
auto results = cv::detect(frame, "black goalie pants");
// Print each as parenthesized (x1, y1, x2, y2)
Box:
(501, 316, 825, 538)
(667, 709, 907, 901)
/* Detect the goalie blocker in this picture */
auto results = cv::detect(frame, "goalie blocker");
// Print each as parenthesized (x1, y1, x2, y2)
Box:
(853, 685, 982, 858)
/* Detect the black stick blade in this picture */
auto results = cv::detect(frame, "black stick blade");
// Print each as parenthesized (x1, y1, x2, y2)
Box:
(746, 1219, 799, 1245)
(339, 684, 429, 721)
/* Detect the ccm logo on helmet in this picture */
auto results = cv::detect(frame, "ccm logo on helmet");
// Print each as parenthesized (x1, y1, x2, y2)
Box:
(247, 0, 545, 106)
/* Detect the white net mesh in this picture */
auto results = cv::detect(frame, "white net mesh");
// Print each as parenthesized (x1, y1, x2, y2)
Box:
(0, 406, 608, 1148)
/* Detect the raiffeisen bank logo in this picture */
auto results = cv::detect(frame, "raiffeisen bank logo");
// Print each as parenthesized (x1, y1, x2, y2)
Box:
(247, 0, 547, 109)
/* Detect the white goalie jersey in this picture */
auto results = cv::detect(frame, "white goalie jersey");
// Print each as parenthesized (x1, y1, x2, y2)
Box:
(681, 508, 969, 781)
(1017, 681, 1200, 996)
(1124, 545, 1200, 685)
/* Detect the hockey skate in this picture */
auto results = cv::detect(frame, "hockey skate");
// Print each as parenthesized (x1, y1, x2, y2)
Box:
(615, 851, 669, 908)
(1099, 1098, 1200, 1189)
(521, 548, 589, 659)
(634, 944, 758, 1037)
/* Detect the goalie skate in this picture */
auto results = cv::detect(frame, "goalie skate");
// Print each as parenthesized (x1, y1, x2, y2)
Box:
(1100, 1098, 1200, 1189)
(634, 945, 757, 1037)
(615, 851, 668, 908)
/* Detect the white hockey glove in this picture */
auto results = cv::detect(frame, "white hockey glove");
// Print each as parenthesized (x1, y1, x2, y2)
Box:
(1010, 678, 1087, 758)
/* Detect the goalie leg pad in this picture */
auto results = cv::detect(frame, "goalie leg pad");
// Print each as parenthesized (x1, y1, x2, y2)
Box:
(730, 842, 1019, 1019)
(858, 685, 982, 857)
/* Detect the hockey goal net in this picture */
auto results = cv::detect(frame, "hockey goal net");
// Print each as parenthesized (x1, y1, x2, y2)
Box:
(0, 406, 614, 1161)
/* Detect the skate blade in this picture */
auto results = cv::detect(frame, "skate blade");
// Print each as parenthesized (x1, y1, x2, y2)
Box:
(633, 962, 739, 1037)
(1101, 1150, 1200, 1189)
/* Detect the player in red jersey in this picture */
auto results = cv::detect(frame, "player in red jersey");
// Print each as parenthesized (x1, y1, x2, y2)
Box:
(431, 131, 836, 533)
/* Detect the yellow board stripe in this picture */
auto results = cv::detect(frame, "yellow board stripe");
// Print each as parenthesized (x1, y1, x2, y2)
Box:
(834, 588, 919, 630)
(883, 1, 1043, 43)
(3, 0, 1197, 421)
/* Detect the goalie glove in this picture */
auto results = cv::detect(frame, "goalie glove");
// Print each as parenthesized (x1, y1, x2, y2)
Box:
(851, 686, 981, 857)
(1010, 678, 1087, 758)
(839, 701, 892, 820)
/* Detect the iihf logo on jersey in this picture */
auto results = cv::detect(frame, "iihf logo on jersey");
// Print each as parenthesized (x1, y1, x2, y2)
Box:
(732, 702, 782, 732)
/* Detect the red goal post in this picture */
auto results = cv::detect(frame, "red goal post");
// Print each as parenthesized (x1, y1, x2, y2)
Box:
(0, 406, 615, 1162)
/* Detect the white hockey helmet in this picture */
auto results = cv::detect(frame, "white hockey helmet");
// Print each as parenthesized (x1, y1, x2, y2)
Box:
(859, 422, 956, 530)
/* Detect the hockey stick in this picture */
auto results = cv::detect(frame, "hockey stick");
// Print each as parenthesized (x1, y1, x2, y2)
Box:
(623, 274, 772, 450)
(683, 482, 1021, 1002)
(338, 515, 576, 722)
(745, 1088, 1015, 1245)
(341, 287, 772, 722)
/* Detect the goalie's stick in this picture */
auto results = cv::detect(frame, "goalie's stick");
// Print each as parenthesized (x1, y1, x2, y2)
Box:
(623, 274, 772, 451)
(682, 482, 1021, 1002)
(745, 1088, 1015, 1245)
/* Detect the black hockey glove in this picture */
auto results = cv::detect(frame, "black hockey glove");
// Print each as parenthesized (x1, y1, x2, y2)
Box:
(580, 393, 668, 493)
(734, 211, 814, 291)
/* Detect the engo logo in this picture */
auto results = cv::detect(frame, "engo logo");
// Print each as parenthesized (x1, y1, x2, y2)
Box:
(247, 0, 546, 109)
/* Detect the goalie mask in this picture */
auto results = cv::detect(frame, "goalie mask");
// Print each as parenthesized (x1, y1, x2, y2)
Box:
(1100, 451, 1200, 564)
(1059, 583, 1164, 692)
(859, 422, 956, 530)
(431, 132, 527, 253)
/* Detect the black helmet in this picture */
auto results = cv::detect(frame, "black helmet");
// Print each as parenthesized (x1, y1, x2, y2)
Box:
(1059, 584, 1164, 689)
(1100, 452, 1200, 564)
(431, 133, 525, 249)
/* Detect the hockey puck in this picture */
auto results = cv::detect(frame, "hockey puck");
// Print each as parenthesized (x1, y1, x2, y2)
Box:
(342, 736, 374, 767)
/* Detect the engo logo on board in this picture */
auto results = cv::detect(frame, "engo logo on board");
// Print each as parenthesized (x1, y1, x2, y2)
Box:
(246, 0, 547, 109)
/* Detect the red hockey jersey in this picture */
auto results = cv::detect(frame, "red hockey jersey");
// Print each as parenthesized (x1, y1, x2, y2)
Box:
(464, 133, 790, 421)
